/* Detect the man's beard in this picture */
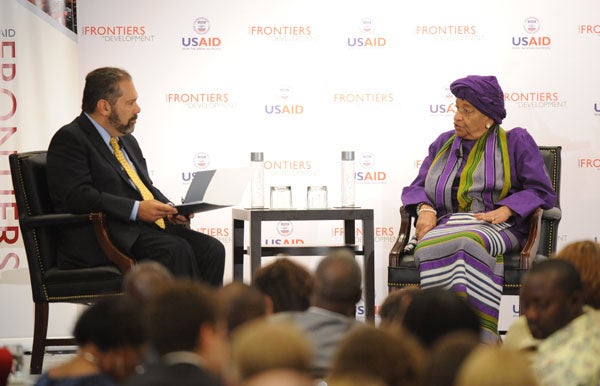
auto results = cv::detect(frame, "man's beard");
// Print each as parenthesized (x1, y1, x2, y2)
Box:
(108, 110, 137, 135)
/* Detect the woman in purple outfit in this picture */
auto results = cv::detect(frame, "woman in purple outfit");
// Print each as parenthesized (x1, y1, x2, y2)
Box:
(401, 75, 556, 343)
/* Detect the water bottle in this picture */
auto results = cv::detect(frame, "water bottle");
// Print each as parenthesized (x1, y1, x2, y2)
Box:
(341, 151, 355, 207)
(250, 152, 265, 208)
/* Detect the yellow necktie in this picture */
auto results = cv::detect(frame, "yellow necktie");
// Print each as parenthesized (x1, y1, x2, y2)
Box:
(109, 137, 165, 229)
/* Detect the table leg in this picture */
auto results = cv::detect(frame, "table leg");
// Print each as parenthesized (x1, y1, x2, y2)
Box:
(249, 218, 262, 281)
(344, 219, 355, 245)
(233, 218, 245, 281)
(363, 217, 375, 323)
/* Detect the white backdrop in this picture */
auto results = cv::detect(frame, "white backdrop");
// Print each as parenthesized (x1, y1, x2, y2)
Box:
(2, 0, 600, 344)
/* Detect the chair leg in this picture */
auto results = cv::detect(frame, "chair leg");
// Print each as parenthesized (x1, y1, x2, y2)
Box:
(30, 302, 49, 374)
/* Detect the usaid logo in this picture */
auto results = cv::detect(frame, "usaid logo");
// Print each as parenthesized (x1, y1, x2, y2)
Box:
(512, 16, 551, 48)
(181, 17, 221, 49)
(277, 221, 294, 236)
(356, 152, 387, 183)
(194, 17, 210, 34)
(194, 152, 210, 169)
(347, 17, 387, 47)
(523, 17, 540, 34)
(360, 18, 374, 33)
(264, 87, 304, 115)
(429, 86, 456, 116)
(360, 152, 375, 168)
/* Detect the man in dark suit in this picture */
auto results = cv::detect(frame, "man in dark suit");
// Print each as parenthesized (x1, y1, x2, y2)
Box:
(47, 67, 225, 285)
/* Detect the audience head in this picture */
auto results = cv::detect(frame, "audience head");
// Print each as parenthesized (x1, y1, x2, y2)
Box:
(231, 319, 313, 383)
(82, 67, 132, 114)
(423, 331, 481, 386)
(455, 347, 539, 386)
(553, 239, 600, 308)
(312, 248, 362, 316)
(147, 280, 229, 375)
(241, 369, 315, 386)
(327, 376, 387, 386)
(520, 259, 584, 339)
(217, 281, 268, 336)
(378, 287, 420, 329)
(253, 257, 313, 313)
(74, 296, 147, 382)
(122, 261, 174, 305)
(328, 325, 426, 386)
(401, 287, 480, 349)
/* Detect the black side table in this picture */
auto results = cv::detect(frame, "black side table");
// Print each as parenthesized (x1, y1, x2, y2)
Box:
(232, 207, 375, 322)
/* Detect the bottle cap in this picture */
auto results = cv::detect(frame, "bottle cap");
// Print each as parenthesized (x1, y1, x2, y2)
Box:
(251, 152, 264, 162)
(341, 151, 355, 161)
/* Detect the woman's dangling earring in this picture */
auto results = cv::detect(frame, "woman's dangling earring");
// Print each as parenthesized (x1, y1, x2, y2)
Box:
(485, 123, 492, 129)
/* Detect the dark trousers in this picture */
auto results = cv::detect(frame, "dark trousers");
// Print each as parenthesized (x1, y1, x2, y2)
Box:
(131, 222, 225, 286)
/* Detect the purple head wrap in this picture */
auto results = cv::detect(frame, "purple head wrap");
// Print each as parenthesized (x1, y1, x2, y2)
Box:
(450, 75, 506, 124)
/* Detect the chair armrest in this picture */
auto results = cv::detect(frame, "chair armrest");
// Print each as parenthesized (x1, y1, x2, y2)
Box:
(542, 207, 562, 221)
(519, 207, 543, 269)
(21, 212, 134, 275)
(90, 213, 135, 275)
(20, 213, 93, 228)
(389, 206, 413, 267)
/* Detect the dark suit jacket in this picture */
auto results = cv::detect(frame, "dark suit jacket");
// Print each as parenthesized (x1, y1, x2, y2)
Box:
(124, 362, 223, 386)
(47, 112, 171, 267)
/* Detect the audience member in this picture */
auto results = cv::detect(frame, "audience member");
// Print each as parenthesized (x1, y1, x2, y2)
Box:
(253, 257, 313, 313)
(217, 281, 268, 336)
(271, 248, 363, 378)
(124, 281, 227, 386)
(504, 239, 600, 357)
(327, 325, 426, 386)
(326, 375, 386, 386)
(378, 287, 420, 330)
(230, 319, 313, 384)
(455, 346, 539, 386)
(553, 239, 600, 308)
(519, 259, 600, 385)
(241, 369, 315, 386)
(122, 261, 175, 372)
(34, 296, 147, 386)
(423, 331, 481, 386)
(123, 261, 174, 304)
(402, 287, 480, 349)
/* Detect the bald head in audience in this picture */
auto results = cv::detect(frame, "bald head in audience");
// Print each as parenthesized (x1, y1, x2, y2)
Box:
(123, 261, 174, 305)
(311, 248, 362, 316)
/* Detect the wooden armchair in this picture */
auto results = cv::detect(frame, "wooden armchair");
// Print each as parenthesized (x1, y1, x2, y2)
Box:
(388, 146, 562, 296)
(9, 151, 135, 374)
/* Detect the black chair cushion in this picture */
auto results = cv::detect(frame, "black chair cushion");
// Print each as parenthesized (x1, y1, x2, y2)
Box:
(43, 266, 124, 301)
(388, 251, 525, 295)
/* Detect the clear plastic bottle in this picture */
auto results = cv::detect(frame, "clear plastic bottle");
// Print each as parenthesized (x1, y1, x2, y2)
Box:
(341, 151, 355, 207)
(251, 152, 265, 208)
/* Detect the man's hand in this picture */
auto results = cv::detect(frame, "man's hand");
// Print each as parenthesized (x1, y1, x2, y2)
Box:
(137, 200, 177, 223)
(167, 213, 194, 226)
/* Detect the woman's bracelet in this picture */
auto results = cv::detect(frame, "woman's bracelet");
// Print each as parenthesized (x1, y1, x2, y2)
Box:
(417, 208, 437, 216)
(416, 203, 437, 216)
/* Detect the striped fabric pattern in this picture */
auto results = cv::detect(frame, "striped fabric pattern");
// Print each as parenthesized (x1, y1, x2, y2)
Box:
(415, 213, 519, 343)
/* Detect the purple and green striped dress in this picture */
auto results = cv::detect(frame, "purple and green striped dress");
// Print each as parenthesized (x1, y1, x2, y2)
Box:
(401, 126, 556, 343)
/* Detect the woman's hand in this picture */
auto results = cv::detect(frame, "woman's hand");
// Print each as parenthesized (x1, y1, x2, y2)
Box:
(415, 211, 437, 240)
(474, 205, 514, 224)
